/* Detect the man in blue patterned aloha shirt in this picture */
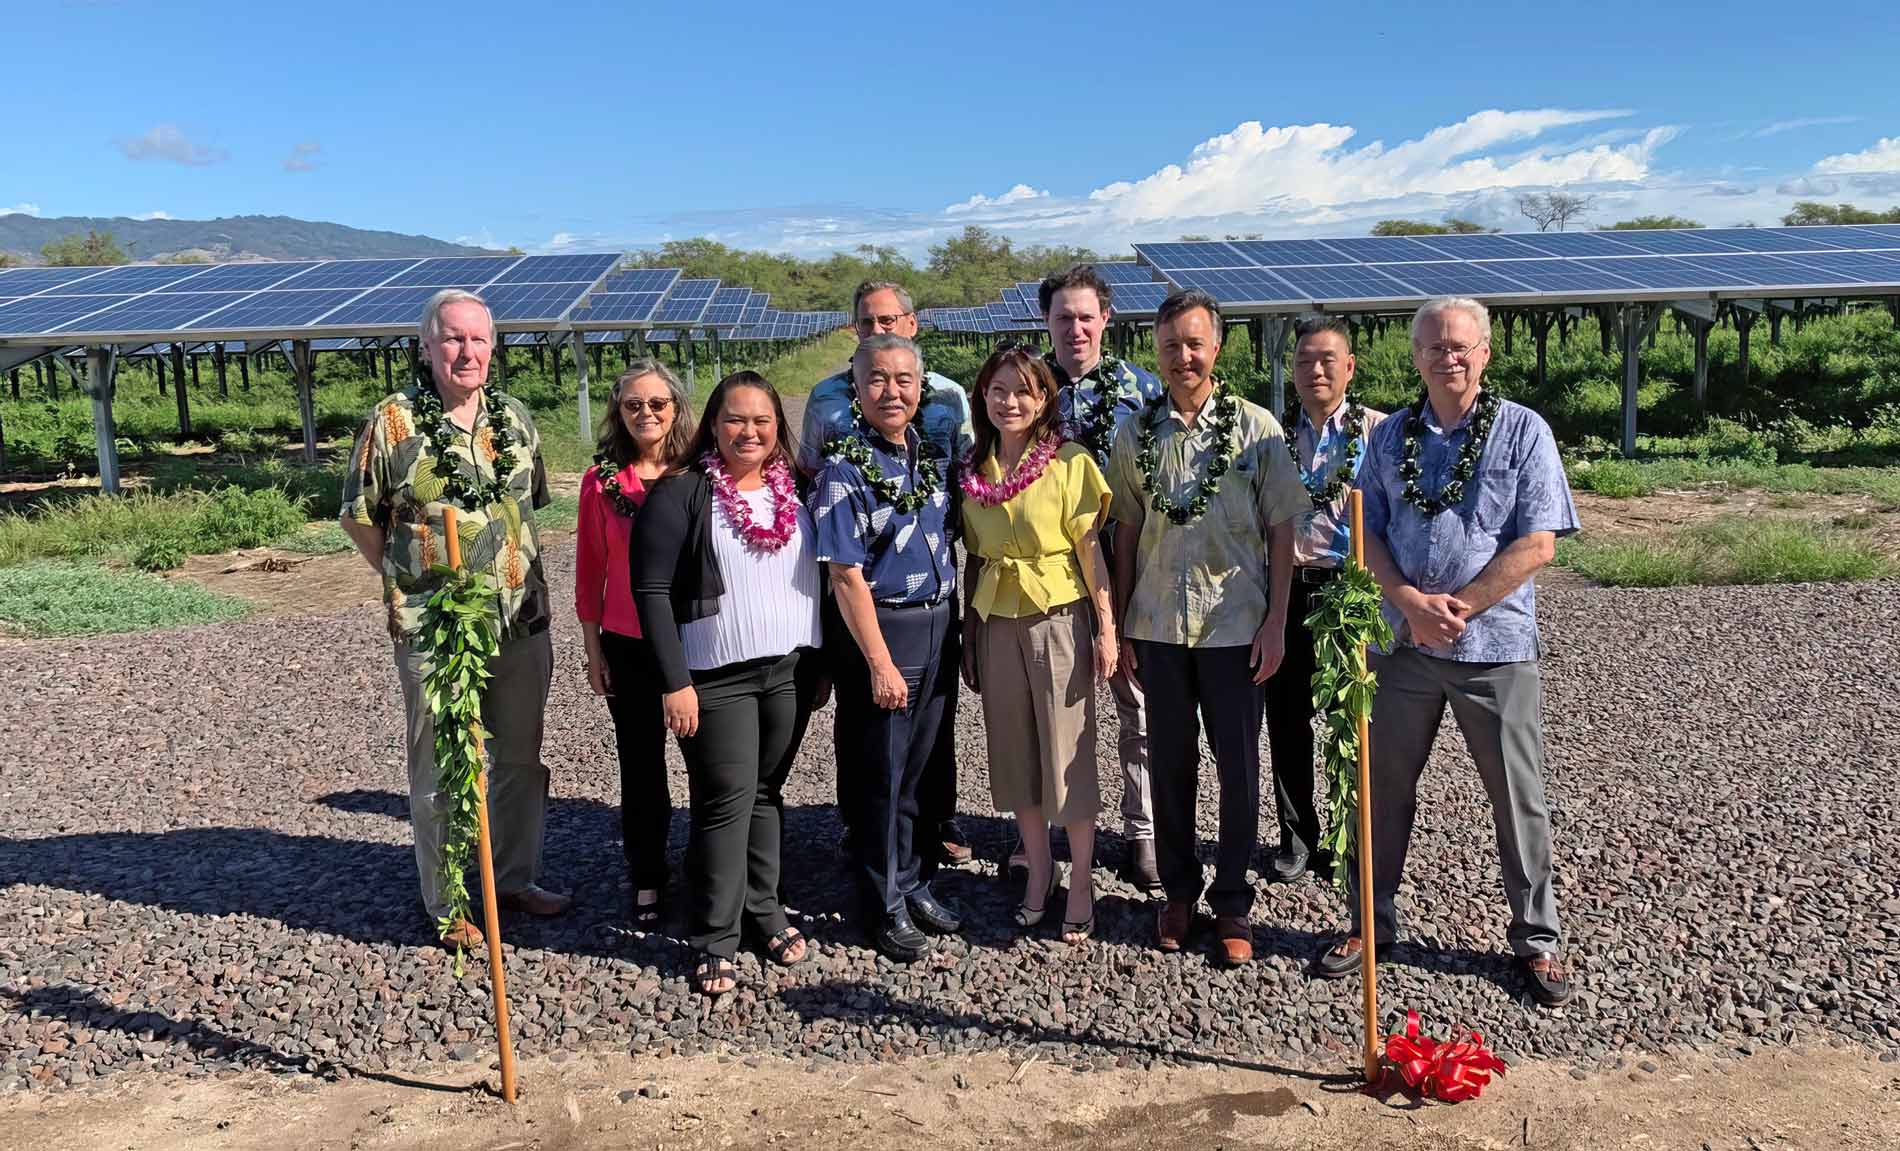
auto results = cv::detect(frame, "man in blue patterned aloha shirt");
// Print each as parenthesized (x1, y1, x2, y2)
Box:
(801, 281, 975, 875)
(1314, 295, 1580, 1009)
(1033, 264, 1165, 893)
(811, 334, 963, 964)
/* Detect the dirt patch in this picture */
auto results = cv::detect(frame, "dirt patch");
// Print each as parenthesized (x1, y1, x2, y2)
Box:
(3, 1045, 1895, 1151)
(1573, 489, 1900, 559)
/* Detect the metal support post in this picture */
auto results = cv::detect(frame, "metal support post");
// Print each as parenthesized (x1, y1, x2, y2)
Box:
(570, 333, 593, 442)
(711, 331, 723, 383)
(1263, 315, 1289, 412)
(84, 347, 121, 494)
(169, 342, 193, 438)
(292, 340, 319, 464)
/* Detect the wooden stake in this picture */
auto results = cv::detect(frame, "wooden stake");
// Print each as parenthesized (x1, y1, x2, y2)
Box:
(439, 507, 519, 1105)
(1349, 488, 1381, 1082)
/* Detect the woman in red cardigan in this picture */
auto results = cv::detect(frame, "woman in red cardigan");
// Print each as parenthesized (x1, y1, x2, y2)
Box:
(578, 358, 695, 926)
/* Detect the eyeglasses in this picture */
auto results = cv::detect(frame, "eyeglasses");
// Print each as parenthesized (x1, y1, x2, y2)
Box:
(1422, 342, 1487, 362)
(619, 397, 673, 414)
(854, 312, 913, 332)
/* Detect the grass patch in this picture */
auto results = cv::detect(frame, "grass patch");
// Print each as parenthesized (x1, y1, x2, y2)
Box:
(537, 493, 579, 532)
(278, 520, 352, 555)
(1555, 517, 1894, 587)
(0, 561, 251, 637)
(0, 486, 310, 570)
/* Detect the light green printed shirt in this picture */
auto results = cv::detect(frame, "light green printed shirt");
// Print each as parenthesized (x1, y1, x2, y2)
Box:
(1107, 390, 1310, 648)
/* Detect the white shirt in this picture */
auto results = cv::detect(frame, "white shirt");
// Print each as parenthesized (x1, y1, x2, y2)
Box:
(680, 485, 824, 672)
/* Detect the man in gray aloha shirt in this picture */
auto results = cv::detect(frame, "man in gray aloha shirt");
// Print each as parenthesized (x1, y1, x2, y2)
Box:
(1314, 295, 1579, 1009)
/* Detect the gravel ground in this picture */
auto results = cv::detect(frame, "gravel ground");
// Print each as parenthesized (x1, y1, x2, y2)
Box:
(3, 551, 1898, 1094)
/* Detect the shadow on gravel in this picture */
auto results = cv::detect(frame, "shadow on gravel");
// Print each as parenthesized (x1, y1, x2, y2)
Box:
(3, 984, 487, 1094)
(776, 979, 1364, 1083)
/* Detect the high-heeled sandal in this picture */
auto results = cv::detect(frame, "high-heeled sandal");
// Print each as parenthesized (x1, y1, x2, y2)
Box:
(1013, 868, 1061, 929)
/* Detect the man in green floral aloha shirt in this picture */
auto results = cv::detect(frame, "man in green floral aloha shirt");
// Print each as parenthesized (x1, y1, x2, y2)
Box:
(341, 288, 570, 947)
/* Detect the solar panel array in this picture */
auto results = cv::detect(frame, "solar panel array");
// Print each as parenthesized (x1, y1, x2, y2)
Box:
(1134, 225, 1900, 310)
(0, 253, 622, 342)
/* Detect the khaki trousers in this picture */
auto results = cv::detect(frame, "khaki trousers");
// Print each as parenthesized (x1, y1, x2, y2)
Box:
(976, 601, 1101, 824)
(393, 629, 554, 922)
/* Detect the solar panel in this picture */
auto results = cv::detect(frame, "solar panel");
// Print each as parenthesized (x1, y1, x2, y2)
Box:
(50, 264, 215, 294)
(1244, 264, 1415, 302)
(1568, 257, 1721, 290)
(184, 288, 371, 329)
(484, 281, 596, 322)
(571, 292, 669, 323)
(504, 333, 542, 347)
(1672, 253, 1859, 288)
(1111, 283, 1170, 312)
(0, 295, 134, 334)
(311, 286, 450, 327)
(1094, 262, 1158, 284)
(1316, 236, 1449, 263)
(1367, 261, 1539, 295)
(599, 268, 682, 293)
(280, 259, 425, 290)
(701, 286, 752, 325)
(741, 293, 768, 324)
(1470, 258, 1646, 293)
(382, 256, 524, 287)
(1225, 239, 1354, 267)
(1759, 226, 1900, 251)
(652, 278, 718, 324)
(150, 261, 324, 293)
(1590, 229, 1748, 256)
(55, 291, 255, 335)
(494, 254, 620, 284)
(1494, 231, 1642, 258)
(1134, 242, 1250, 270)
(1411, 233, 1546, 260)
(0, 266, 120, 295)
(1779, 250, 1900, 282)
(1691, 227, 1845, 253)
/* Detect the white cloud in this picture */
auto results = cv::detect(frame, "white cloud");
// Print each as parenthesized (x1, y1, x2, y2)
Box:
(284, 141, 321, 173)
(1814, 136, 1900, 174)
(2, 202, 40, 217)
(945, 183, 1048, 215)
(133, 210, 172, 221)
(1756, 115, 1861, 138)
(117, 123, 229, 166)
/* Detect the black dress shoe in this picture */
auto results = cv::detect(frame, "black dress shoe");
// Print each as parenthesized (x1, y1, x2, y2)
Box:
(906, 884, 962, 934)
(1120, 838, 1162, 893)
(1314, 934, 1378, 979)
(1268, 848, 1309, 883)
(875, 909, 934, 963)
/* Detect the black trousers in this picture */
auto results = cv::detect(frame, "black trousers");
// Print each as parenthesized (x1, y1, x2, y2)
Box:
(677, 648, 815, 958)
(599, 630, 670, 890)
(1262, 576, 1327, 859)
(834, 600, 955, 913)
(829, 596, 958, 877)
(1132, 640, 1263, 918)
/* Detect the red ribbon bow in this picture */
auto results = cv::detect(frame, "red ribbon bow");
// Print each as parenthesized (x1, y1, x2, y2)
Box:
(1384, 1009, 1508, 1102)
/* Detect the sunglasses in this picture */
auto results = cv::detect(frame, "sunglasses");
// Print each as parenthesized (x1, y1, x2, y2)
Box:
(619, 397, 674, 414)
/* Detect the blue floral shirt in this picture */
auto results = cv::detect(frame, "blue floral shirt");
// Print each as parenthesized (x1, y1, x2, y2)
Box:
(796, 366, 973, 475)
(810, 421, 959, 607)
(1358, 394, 1578, 663)
(1048, 352, 1163, 473)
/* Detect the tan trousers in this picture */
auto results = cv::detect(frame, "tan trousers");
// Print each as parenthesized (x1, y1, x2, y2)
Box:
(393, 629, 554, 922)
(976, 601, 1100, 823)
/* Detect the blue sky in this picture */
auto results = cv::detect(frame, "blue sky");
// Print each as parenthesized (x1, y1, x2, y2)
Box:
(6, 0, 1900, 257)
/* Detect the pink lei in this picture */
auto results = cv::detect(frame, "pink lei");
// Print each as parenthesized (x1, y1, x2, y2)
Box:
(960, 435, 1059, 507)
(702, 453, 801, 552)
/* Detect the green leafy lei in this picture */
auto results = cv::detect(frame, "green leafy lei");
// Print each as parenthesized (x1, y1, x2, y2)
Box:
(418, 563, 502, 969)
(1397, 389, 1499, 517)
(1135, 379, 1239, 525)
(822, 398, 943, 514)
(412, 383, 517, 510)
(1283, 396, 1367, 508)
(1305, 558, 1394, 889)
(1061, 354, 1129, 466)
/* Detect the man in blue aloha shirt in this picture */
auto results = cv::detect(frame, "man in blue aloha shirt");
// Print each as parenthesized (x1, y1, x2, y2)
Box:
(1036, 264, 1165, 893)
(801, 281, 975, 876)
(1314, 295, 1580, 1009)
(811, 334, 963, 964)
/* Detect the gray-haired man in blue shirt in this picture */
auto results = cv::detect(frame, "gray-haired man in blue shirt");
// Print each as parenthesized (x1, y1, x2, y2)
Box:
(1314, 295, 1580, 1008)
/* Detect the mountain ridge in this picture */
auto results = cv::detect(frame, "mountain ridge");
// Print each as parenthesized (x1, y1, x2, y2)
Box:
(0, 213, 501, 263)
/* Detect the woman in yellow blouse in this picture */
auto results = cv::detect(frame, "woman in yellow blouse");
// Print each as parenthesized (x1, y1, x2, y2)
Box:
(958, 346, 1117, 942)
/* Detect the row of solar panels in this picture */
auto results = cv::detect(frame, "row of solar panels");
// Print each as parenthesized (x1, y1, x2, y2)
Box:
(0, 255, 847, 344)
(921, 261, 1174, 333)
(1132, 224, 1900, 308)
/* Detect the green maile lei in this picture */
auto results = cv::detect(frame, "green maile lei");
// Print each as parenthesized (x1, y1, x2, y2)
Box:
(591, 454, 641, 518)
(1063, 354, 1128, 466)
(417, 562, 503, 970)
(1304, 558, 1394, 890)
(1135, 378, 1239, 525)
(1283, 396, 1367, 508)
(822, 397, 943, 514)
(1398, 389, 1500, 517)
(411, 383, 517, 510)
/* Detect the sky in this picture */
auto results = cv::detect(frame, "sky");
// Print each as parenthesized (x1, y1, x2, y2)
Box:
(5, 0, 1900, 259)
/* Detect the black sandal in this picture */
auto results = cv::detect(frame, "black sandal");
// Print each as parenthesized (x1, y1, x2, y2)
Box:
(1013, 868, 1061, 929)
(764, 926, 810, 967)
(693, 954, 736, 996)
(1060, 914, 1095, 943)
(632, 888, 662, 926)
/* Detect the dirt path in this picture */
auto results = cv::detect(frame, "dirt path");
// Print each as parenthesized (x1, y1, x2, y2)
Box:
(4, 1044, 1895, 1151)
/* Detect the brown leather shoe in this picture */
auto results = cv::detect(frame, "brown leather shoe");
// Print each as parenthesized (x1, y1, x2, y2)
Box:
(497, 885, 573, 917)
(1155, 901, 1190, 952)
(1523, 951, 1574, 1008)
(1214, 915, 1253, 967)
(440, 919, 484, 949)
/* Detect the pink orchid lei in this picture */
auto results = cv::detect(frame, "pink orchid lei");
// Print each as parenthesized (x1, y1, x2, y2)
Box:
(960, 434, 1060, 508)
(702, 452, 800, 553)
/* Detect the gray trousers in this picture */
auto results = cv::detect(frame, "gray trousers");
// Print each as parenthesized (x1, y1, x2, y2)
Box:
(1108, 669, 1153, 840)
(1351, 645, 1561, 957)
(394, 629, 554, 922)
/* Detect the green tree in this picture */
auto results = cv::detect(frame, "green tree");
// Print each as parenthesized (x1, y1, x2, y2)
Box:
(42, 230, 130, 266)
(1371, 217, 1492, 235)
(1607, 215, 1703, 230)
(1443, 218, 1489, 233)
(1781, 201, 1900, 226)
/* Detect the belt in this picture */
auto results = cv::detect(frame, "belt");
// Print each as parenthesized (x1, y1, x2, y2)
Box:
(876, 597, 953, 612)
(1294, 565, 1341, 586)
